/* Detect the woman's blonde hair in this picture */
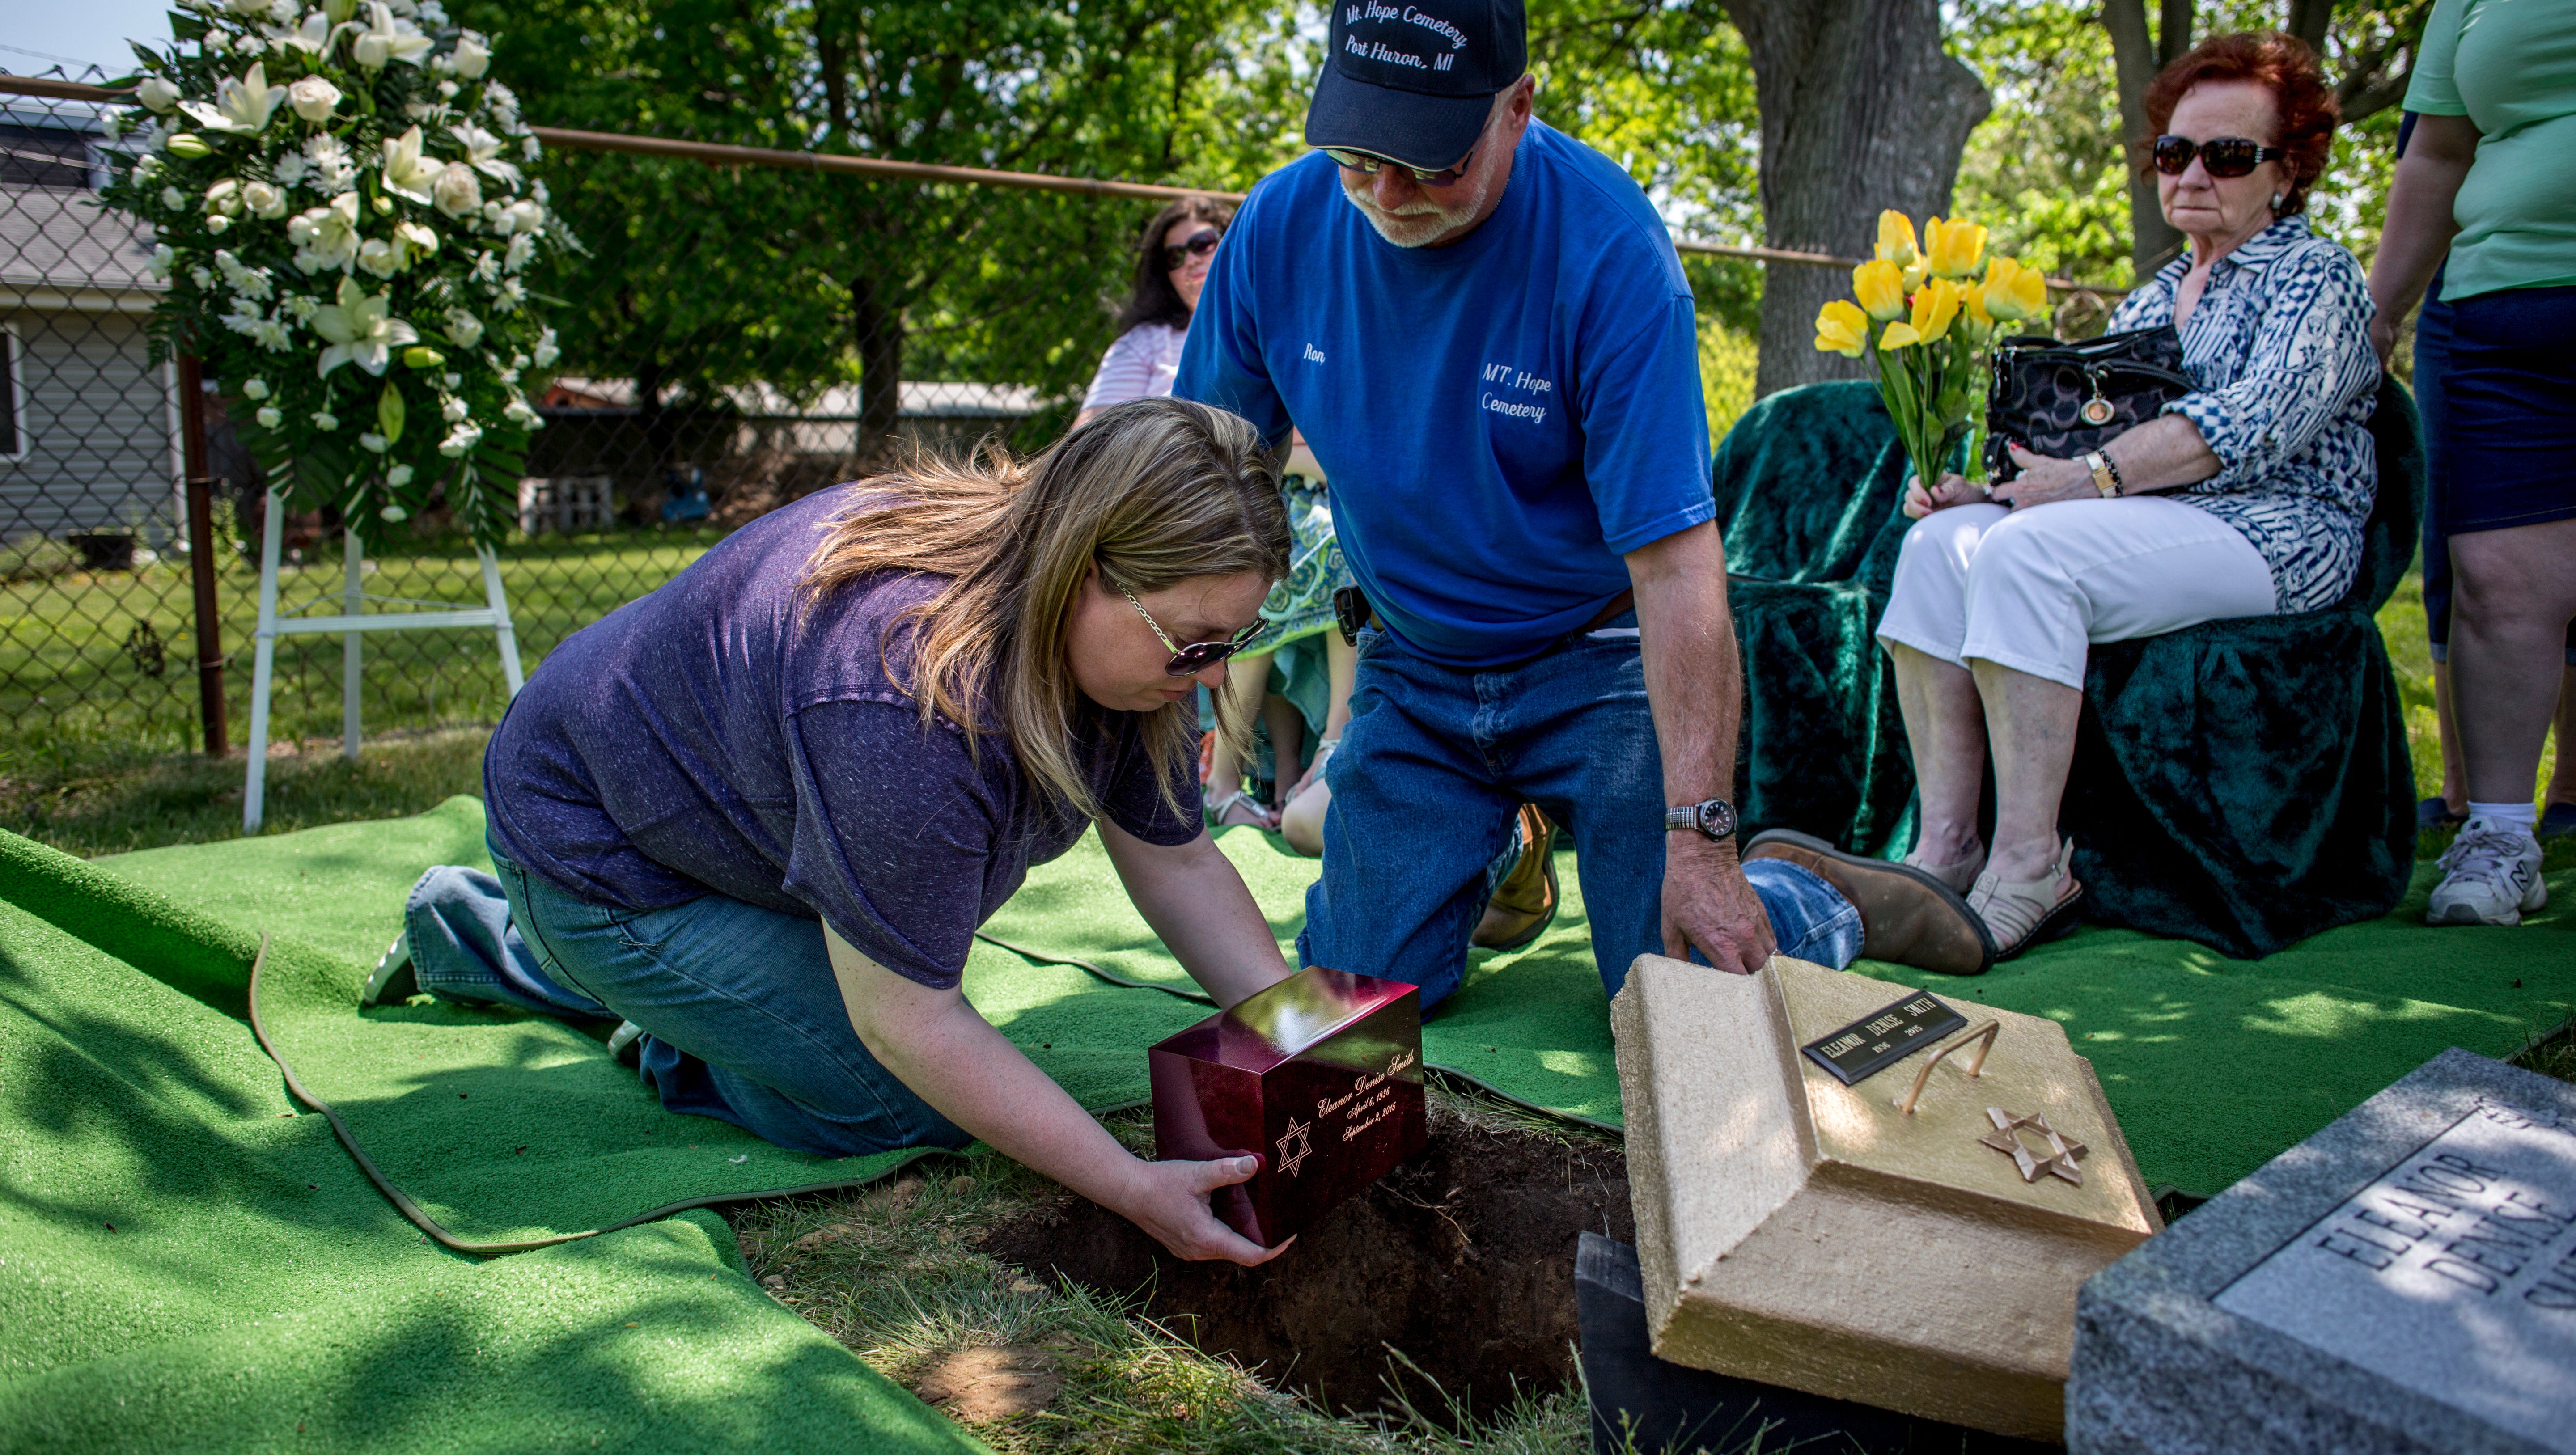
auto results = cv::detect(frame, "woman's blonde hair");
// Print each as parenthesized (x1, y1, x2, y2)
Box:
(803, 397, 1291, 821)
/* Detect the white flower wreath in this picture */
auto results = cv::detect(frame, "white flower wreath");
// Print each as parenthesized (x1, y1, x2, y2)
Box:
(105, 0, 572, 547)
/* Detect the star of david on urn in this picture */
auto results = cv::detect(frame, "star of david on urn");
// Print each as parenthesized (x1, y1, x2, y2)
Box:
(1150, 965, 1427, 1248)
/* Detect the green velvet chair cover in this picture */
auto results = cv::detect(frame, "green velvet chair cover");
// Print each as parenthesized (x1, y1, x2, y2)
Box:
(1712, 378, 2423, 960)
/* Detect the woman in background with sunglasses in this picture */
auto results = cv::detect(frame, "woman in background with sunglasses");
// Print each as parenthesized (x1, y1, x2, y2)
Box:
(1082, 198, 1361, 840)
(398, 398, 1299, 1267)
(1880, 31, 2379, 956)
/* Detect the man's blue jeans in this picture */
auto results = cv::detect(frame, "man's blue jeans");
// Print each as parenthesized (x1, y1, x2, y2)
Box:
(1301, 613, 1860, 1006)
(402, 844, 970, 1158)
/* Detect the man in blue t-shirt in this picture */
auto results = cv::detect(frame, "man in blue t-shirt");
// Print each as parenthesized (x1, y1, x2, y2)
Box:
(1175, 0, 1991, 1000)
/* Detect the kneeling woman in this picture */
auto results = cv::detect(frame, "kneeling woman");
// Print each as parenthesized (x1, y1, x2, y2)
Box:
(405, 398, 1295, 1266)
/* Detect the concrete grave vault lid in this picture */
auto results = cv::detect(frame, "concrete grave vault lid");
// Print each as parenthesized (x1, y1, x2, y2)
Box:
(1611, 953, 2160, 1442)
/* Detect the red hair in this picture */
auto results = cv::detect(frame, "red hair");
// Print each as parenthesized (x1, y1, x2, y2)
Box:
(2142, 31, 2338, 215)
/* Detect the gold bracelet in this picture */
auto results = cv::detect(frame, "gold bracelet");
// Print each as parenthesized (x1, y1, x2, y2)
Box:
(2085, 451, 2121, 498)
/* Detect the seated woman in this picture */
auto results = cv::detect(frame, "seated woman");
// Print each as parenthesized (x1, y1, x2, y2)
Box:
(1876, 31, 2379, 958)
(400, 398, 1296, 1266)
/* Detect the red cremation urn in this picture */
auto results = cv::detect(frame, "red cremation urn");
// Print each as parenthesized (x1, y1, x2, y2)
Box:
(1149, 964, 1428, 1248)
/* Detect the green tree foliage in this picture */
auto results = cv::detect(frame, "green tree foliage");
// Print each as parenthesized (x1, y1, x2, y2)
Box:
(458, 0, 1291, 457)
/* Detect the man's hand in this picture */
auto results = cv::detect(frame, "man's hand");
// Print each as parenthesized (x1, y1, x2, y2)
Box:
(1661, 833, 1775, 974)
(2369, 311, 2401, 367)
(1115, 1155, 1295, 1266)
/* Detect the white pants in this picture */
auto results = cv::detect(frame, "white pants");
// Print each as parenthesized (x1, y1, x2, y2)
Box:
(1875, 498, 2278, 689)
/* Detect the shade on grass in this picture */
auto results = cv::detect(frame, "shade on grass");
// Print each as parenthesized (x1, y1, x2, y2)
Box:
(0, 816, 989, 1453)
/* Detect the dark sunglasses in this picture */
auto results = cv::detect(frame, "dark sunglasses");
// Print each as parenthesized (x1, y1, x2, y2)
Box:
(2152, 134, 2286, 178)
(1321, 144, 1479, 188)
(1122, 584, 1262, 676)
(1159, 227, 1221, 271)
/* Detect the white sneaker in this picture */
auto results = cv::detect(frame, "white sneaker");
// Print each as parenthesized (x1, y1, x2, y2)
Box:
(2427, 818, 2548, 926)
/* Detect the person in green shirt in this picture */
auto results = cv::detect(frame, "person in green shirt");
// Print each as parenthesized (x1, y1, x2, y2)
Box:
(2368, 0, 2576, 927)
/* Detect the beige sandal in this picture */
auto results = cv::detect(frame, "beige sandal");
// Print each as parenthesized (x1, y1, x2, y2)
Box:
(1903, 844, 1987, 897)
(1965, 838, 2084, 960)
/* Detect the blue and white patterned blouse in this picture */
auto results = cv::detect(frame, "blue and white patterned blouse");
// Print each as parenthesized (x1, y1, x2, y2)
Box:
(2106, 214, 2381, 613)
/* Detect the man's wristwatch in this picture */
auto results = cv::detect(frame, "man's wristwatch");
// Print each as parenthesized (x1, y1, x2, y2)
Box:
(1665, 798, 1737, 841)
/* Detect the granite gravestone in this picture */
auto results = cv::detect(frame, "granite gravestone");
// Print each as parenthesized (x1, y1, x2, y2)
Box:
(1150, 964, 1426, 1248)
(2070, 1046, 2576, 1455)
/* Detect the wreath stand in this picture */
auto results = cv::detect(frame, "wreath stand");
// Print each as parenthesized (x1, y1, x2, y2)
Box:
(242, 486, 524, 833)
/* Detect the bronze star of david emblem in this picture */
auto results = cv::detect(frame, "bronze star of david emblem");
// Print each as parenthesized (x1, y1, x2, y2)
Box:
(1275, 1117, 1313, 1178)
(1979, 1107, 2088, 1186)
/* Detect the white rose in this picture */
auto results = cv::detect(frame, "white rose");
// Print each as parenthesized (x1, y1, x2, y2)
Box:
(356, 237, 400, 278)
(149, 243, 176, 278)
(503, 397, 541, 427)
(441, 308, 483, 347)
(137, 76, 183, 114)
(437, 421, 482, 457)
(441, 395, 470, 422)
(160, 186, 186, 209)
(287, 75, 340, 123)
(387, 463, 415, 486)
(242, 377, 271, 399)
(358, 431, 390, 453)
(313, 410, 339, 430)
(242, 180, 287, 217)
(206, 214, 232, 233)
(380, 504, 409, 521)
(256, 406, 283, 428)
(451, 31, 490, 79)
(430, 161, 481, 219)
(530, 326, 559, 368)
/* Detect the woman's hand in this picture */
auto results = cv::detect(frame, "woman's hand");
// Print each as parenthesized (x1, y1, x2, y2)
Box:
(1116, 1155, 1295, 1265)
(1988, 444, 2097, 510)
(1903, 471, 1991, 519)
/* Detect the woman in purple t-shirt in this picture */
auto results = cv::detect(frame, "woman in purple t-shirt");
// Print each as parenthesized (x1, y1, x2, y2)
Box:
(396, 399, 1297, 1266)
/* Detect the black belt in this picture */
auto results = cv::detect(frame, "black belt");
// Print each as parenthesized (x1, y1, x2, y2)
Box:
(1333, 586, 1636, 647)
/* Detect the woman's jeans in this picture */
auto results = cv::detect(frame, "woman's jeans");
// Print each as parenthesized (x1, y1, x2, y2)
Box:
(403, 844, 970, 1158)
(1301, 611, 1861, 1007)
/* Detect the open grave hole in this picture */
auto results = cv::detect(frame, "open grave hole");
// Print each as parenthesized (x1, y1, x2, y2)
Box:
(979, 1095, 1632, 1419)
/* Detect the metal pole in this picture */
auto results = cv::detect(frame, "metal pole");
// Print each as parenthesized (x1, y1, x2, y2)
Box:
(342, 528, 362, 759)
(178, 354, 228, 757)
(244, 487, 285, 833)
(479, 546, 524, 698)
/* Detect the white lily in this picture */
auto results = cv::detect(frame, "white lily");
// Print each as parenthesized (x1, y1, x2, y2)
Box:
(271, 11, 335, 57)
(179, 62, 280, 135)
(286, 74, 339, 123)
(447, 122, 520, 186)
(380, 125, 441, 204)
(309, 275, 418, 377)
(136, 76, 182, 114)
(352, 2, 434, 68)
(286, 190, 362, 273)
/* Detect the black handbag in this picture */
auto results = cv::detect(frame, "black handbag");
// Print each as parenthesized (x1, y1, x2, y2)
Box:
(1984, 325, 2194, 482)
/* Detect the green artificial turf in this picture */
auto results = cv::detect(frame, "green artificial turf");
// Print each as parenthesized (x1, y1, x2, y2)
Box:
(987, 820, 2576, 1195)
(0, 823, 988, 1453)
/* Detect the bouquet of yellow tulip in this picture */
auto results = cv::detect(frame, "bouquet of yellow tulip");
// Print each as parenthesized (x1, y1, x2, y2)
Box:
(1813, 211, 2049, 496)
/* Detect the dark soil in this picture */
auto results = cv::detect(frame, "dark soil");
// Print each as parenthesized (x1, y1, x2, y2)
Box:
(979, 1100, 1631, 1418)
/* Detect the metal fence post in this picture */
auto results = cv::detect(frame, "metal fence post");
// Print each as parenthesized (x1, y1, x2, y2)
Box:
(177, 353, 229, 757)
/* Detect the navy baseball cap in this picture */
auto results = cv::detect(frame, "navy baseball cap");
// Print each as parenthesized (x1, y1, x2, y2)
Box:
(1304, 0, 1528, 173)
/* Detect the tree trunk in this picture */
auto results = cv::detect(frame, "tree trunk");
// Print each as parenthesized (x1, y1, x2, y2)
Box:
(1724, 0, 1993, 398)
(2104, 0, 2191, 282)
(852, 274, 904, 468)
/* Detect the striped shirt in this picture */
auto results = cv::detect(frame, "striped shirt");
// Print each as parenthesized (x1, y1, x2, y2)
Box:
(1081, 322, 1188, 411)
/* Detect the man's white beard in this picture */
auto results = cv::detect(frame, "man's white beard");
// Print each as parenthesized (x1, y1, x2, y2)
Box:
(1338, 165, 1492, 248)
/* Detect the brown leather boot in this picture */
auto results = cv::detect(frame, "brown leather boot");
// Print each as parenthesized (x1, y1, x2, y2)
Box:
(1742, 828, 1995, 976)
(1473, 805, 1561, 952)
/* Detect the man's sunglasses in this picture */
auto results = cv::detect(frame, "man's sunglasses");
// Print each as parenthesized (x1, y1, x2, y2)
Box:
(1160, 227, 1221, 271)
(1123, 584, 1262, 676)
(1321, 144, 1479, 188)
(2152, 135, 2286, 178)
